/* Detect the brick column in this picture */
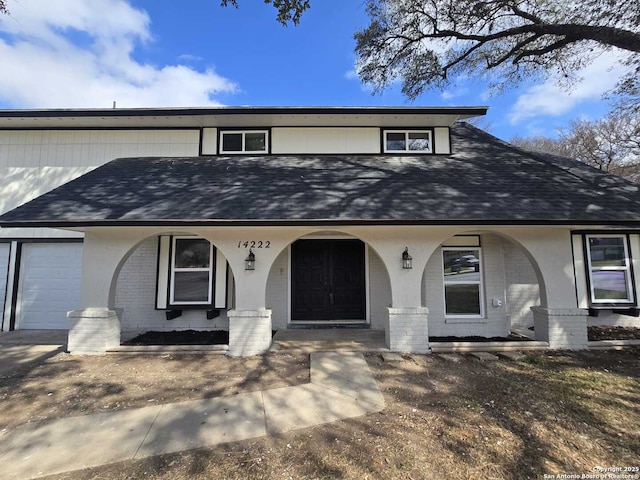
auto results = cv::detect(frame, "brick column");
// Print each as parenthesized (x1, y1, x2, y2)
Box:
(387, 307, 430, 353)
(67, 308, 122, 355)
(531, 307, 589, 350)
(227, 309, 272, 357)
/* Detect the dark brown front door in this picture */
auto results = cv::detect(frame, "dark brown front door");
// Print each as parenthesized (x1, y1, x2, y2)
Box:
(291, 239, 366, 322)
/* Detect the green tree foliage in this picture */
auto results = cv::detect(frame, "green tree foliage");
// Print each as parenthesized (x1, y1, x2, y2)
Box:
(220, 0, 309, 26)
(511, 110, 640, 182)
(354, 0, 640, 105)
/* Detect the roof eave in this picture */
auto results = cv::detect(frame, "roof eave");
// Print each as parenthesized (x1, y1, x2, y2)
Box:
(0, 105, 489, 119)
(3, 218, 640, 229)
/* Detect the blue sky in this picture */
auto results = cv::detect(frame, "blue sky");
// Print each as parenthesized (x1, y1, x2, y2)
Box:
(0, 0, 627, 141)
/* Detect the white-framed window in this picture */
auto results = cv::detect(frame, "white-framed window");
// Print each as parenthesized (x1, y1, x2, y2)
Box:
(383, 130, 432, 153)
(442, 247, 483, 317)
(586, 235, 634, 304)
(220, 130, 269, 154)
(169, 237, 214, 306)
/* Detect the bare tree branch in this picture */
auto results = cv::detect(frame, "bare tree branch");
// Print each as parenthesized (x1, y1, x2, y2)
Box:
(220, 0, 309, 25)
(511, 110, 640, 182)
(355, 0, 640, 108)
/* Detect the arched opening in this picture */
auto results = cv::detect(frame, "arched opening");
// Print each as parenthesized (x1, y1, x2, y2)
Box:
(424, 231, 544, 341)
(111, 231, 235, 343)
(265, 230, 392, 330)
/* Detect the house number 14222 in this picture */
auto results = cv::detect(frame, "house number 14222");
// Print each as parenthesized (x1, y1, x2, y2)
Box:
(237, 241, 270, 248)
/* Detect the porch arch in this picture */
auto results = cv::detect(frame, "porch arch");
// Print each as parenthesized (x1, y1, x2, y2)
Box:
(424, 231, 545, 338)
(265, 229, 392, 328)
(111, 231, 237, 333)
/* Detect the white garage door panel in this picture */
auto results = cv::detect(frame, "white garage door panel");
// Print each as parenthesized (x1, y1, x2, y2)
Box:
(0, 244, 10, 322)
(18, 243, 82, 329)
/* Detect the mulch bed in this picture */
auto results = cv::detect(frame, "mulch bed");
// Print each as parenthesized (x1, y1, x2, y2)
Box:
(429, 333, 533, 342)
(125, 327, 640, 345)
(123, 329, 229, 345)
(588, 326, 640, 341)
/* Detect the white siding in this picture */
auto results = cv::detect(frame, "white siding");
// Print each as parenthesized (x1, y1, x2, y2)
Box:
(0, 129, 200, 238)
(266, 248, 289, 329)
(201, 128, 217, 155)
(433, 127, 450, 154)
(115, 238, 230, 332)
(271, 127, 380, 154)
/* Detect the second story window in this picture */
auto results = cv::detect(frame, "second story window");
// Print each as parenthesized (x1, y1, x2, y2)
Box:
(220, 130, 269, 154)
(383, 130, 432, 153)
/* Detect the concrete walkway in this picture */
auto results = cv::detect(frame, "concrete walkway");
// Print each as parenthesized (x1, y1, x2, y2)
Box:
(0, 352, 385, 480)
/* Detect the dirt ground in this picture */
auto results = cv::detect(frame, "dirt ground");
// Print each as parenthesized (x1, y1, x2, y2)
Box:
(1, 348, 639, 480)
(588, 325, 640, 340)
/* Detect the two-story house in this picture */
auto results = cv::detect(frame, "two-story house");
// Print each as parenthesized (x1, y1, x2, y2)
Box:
(1, 106, 639, 355)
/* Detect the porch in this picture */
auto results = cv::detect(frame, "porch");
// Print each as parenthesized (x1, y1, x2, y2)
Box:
(270, 328, 388, 353)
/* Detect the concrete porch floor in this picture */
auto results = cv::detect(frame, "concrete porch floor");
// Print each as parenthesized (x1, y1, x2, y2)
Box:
(271, 328, 388, 353)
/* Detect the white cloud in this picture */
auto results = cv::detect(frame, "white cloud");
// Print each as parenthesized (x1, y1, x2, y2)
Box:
(0, 0, 237, 108)
(344, 69, 358, 81)
(441, 86, 470, 101)
(508, 51, 629, 124)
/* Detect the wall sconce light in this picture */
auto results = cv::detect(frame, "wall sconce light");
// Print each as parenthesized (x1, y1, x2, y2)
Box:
(245, 248, 255, 270)
(402, 247, 412, 269)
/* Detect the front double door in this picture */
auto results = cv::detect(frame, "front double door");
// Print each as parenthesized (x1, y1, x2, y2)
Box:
(291, 239, 366, 322)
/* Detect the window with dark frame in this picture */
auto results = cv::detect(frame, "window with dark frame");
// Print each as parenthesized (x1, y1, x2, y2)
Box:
(169, 237, 214, 306)
(220, 130, 268, 154)
(383, 130, 432, 153)
(586, 235, 634, 304)
(442, 248, 483, 317)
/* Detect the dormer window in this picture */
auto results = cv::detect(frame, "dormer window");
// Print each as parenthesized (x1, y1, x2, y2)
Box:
(383, 130, 433, 154)
(220, 130, 269, 154)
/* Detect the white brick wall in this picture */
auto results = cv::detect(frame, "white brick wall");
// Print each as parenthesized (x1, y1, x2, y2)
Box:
(114, 238, 230, 332)
(503, 238, 540, 329)
(228, 309, 272, 356)
(67, 308, 121, 354)
(532, 307, 588, 349)
(387, 307, 429, 353)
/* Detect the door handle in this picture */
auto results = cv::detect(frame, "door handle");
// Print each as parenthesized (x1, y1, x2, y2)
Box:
(329, 292, 334, 305)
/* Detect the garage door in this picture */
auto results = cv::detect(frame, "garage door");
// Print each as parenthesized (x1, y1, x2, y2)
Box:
(17, 243, 82, 330)
(0, 243, 9, 324)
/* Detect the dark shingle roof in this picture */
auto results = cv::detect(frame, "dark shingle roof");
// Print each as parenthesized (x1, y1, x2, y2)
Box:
(2, 123, 640, 227)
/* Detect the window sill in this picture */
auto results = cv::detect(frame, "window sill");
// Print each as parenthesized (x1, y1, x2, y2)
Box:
(588, 306, 639, 317)
(167, 304, 215, 310)
(445, 317, 486, 324)
(220, 151, 269, 155)
(164, 308, 221, 320)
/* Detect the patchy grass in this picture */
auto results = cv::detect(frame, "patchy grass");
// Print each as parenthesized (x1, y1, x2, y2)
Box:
(1, 348, 638, 479)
